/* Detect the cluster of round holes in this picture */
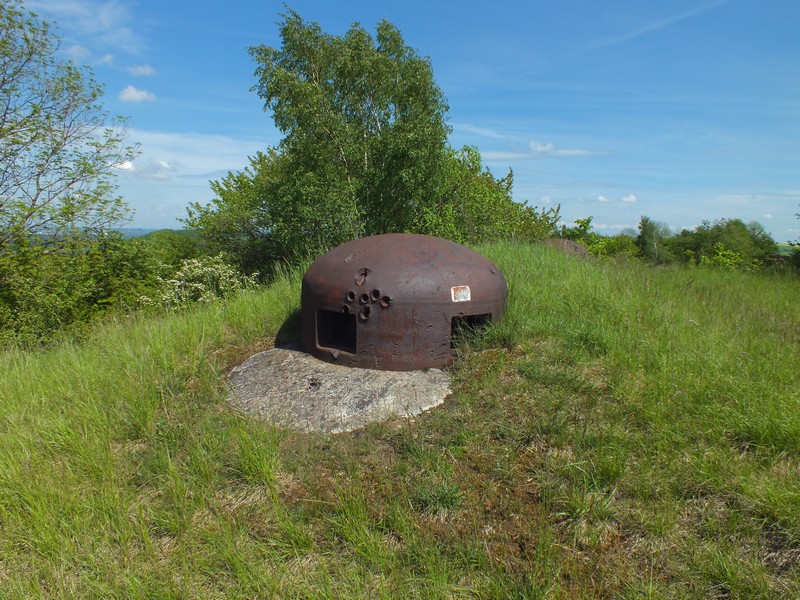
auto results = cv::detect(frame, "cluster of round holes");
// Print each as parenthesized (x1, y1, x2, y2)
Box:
(343, 287, 391, 321)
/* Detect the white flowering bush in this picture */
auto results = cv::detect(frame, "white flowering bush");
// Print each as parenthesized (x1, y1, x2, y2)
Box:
(142, 254, 258, 309)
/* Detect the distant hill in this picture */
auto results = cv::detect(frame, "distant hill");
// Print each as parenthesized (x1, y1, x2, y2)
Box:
(118, 228, 201, 240)
(139, 229, 202, 240)
(117, 228, 157, 239)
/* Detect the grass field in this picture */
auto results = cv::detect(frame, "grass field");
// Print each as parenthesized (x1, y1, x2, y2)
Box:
(1, 242, 798, 598)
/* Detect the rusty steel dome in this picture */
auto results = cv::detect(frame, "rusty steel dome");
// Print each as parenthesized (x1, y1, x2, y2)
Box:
(300, 233, 508, 371)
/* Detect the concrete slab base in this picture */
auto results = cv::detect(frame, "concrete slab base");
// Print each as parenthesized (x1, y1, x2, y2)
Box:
(227, 346, 451, 434)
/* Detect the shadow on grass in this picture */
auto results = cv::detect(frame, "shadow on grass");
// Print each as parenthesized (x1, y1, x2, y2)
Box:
(275, 308, 301, 349)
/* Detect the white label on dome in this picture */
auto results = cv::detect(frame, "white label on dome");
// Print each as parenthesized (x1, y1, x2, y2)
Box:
(451, 285, 471, 302)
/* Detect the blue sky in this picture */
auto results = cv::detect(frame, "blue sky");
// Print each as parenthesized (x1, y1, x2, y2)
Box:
(27, 0, 800, 242)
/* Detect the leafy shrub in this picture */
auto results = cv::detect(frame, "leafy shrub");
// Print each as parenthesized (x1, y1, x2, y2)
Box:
(0, 235, 161, 347)
(137, 229, 205, 269)
(589, 233, 639, 259)
(559, 217, 638, 259)
(700, 242, 746, 270)
(789, 245, 800, 270)
(417, 146, 560, 245)
(669, 218, 775, 270)
(143, 255, 258, 309)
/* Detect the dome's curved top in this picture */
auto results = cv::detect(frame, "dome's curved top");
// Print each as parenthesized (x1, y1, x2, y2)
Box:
(303, 233, 503, 299)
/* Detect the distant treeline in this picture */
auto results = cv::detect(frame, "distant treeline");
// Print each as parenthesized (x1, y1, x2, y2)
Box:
(558, 215, 796, 271)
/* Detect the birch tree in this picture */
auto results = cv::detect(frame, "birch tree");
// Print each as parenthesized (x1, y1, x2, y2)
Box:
(0, 0, 135, 254)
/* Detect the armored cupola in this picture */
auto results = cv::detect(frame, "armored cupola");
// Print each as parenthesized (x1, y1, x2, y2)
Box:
(300, 233, 508, 371)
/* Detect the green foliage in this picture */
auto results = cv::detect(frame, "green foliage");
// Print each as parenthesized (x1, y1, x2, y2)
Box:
(0, 0, 136, 254)
(138, 229, 205, 269)
(252, 11, 450, 235)
(636, 215, 674, 264)
(560, 216, 602, 251)
(792, 206, 800, 269)
(559, 216, 638, 259)
(560, 216, 595, 242)
(192, 9, 450, 264)
(139, 254, 258, 309)
(0, 234, 161, 346)
(0, 224, 253, 347)
(141, 254, 258, 309)
(0, 1, 143, 346)
(589, 232, 639, 258)
(418, 146, 560, 244)
(187, 11, 557, 271)
(552, 214, 780, 271)
(789, 245, 800, 270)
(549, 214, 778, 271)
(188, 148, 306, 273)
(670, 218, 777, 270)
(0, 227, 217, 347)
(700, 242, 745, 270)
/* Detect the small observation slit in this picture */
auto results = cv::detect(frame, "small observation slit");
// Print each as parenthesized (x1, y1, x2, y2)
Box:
(317, 309, 356, 354)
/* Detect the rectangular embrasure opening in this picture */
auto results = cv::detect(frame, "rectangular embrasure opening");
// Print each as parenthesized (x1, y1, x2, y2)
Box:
(450, 314, 491, 348)
(317, 309, 356, 354)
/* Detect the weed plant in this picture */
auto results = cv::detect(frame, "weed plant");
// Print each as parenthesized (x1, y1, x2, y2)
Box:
(0, 244, 798, 597)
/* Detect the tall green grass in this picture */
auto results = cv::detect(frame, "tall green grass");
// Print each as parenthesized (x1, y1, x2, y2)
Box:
(0, 244, 798, 597)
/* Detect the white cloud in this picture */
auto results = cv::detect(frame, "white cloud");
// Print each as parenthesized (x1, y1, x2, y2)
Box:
(114, 160, 135, 172)
(128, 159, 178, 181)
(621, 194, 638, 203)
(456, 124, 601, 160)
(27, 0, 143, 54)
(530, 141, 556, 154)
(115, 129, 275, 228)
(762, 213, 773, 219)
(454, 123, 518, 142)
(64, 44, 115, 68)
(115, 158, 177, 181)
(127, 64, 155, 76)
(66, 44, 91, 60)
(718, 191, 800, 202)
(593, 223, 636, 231)
(597, 195, 610, 202)
(481, 141, 601, 162)
(481, 151, 531, 161)
(115, 129, 277, 228)
(529, 140, 600, 157)
(119, 85, 155, 103)
(123, 129, 272, 175)
(716, 193, 757, 204)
